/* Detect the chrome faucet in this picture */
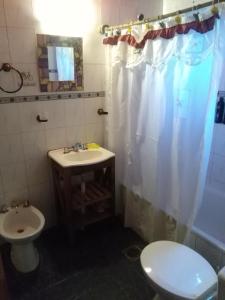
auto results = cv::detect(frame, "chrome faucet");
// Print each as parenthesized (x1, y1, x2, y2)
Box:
(74, 143, 88, 151)
(73, 142, 82, 152)
(64, 142, 88, 154)
(64, 146, 74, 154)
(0, 204, 8, 214)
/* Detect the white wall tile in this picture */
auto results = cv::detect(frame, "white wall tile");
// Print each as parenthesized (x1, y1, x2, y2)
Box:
(46, 127, 67, 150)
(4, 187, 29, 206)
(0, 103, 21, 134)
(100, 0, 120, 25)
(29, 182, 56, 228)
(22, 130, 47, 161)
(117, 0, 139, 23)
(211, 154, 225, 184)
(195, 236, 222, 271)
(163, 0, 208, 14)
(1, 163, 27, 193)
(4, 0, 34, 28)
(43, 100, 66, 129)
(0, 169, 3, 197)
(13, 63, 39, 96)
(83, 35, 105, 65)
(86, 123, 104, 145)
(0, 134, 24, 165)
(0, 194, 4, 206)
(65, 99, 85, 127)
(84, 64, 104, 92)
(0, 28, 10, 61)
(8, 28, 36, 63)
(206, 153, 213, 185)
(25, 159, 49, 186)
(19, 102, 45, 132)
(209, 179, 225, 195)
(185, 232, 196, 250)
(138, 0, 163, 19)
(0, 0, 6, 27)
(213, 124, 225, 157)
(84, 98, 104, 124)
(66, 125, 86, 146)
(101, 0, 162, 26)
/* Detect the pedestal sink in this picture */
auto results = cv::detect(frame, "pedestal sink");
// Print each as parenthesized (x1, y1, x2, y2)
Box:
(48, 147, 115, 167)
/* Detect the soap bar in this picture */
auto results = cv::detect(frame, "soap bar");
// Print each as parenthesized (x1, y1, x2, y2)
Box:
(87, 143, 100, 149)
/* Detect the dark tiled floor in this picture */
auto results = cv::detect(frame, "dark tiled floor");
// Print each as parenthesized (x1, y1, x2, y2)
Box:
(1, 219, 155, 300)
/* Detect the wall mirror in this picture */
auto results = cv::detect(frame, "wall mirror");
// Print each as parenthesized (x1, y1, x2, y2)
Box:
(37, 34, 83, 92)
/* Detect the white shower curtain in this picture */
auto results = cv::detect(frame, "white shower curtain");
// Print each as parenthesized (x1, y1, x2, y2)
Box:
(104, 5, 225, 241)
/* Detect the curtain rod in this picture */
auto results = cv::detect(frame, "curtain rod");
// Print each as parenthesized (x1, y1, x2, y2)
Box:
(104, 0, 225, 32)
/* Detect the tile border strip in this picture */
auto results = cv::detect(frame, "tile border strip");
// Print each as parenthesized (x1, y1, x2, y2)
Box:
(0, 91, 105, 104)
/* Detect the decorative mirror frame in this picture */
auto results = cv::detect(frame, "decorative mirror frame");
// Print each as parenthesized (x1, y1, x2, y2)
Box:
(37, 34, 83, 92)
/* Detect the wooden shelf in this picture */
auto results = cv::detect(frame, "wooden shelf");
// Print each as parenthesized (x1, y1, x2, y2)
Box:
(72, 181, 112, 211)
(72, 208, 113, 228)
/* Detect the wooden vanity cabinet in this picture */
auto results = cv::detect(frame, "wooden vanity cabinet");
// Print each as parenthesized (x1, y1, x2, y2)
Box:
(50, 157, 115, 241)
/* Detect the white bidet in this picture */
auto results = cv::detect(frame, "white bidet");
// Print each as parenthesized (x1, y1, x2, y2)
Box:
(0, 205, 45, 273)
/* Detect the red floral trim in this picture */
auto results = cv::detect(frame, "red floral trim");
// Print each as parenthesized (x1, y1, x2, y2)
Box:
(103, 15, 217, 49)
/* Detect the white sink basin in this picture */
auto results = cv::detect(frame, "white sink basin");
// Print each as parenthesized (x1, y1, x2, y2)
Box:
(48, 147, 115, 167)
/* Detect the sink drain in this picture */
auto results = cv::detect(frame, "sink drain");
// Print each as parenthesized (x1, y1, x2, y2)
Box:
(122, 245, 143, 262)
(17, 228, 24, 233)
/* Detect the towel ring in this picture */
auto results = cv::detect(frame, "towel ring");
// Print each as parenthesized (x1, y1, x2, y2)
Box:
(0, 63, 23, 93)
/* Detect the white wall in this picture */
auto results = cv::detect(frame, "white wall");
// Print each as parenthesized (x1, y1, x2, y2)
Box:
(0, 0, 106, 96)
(101, 0, 163, 25)
(0, 0, 163, 228)
(0, 0, 107, 228)
(163, 0, 209, 14)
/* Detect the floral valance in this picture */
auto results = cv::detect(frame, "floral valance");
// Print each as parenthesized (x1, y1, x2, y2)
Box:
(104, 15, 217, 49)
(102, 3, 223, 49)
(102, 5, 225, 69)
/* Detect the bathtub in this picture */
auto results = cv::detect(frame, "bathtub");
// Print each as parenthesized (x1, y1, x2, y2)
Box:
(191, 186, 225, 271)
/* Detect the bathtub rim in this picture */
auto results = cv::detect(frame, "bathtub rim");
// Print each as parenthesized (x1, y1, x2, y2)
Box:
(192, 226, 225, 254)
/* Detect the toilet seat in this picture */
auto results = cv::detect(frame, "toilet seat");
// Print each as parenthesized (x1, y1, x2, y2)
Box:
(140, 241, 217, 299)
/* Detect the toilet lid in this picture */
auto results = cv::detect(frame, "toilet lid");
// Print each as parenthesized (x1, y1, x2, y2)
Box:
(140, 241, 217, 299)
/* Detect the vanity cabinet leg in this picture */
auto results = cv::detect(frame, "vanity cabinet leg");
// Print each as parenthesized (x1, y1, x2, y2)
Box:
(111, 161, 115, 214)
(51, 165, 61, 224)
(63, 170, 74, 244)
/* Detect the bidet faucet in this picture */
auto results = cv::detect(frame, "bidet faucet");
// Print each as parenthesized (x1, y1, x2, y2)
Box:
(10, 200, 19, 209)
(23, 200, 30, 208)
(0, 204, 8, 213)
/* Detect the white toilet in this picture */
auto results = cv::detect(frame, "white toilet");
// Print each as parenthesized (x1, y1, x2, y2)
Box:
(140, 241, 217, 300)
(0, 205, 45, 273)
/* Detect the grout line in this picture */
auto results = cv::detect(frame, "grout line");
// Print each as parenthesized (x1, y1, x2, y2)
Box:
(2, 0, 13, 64)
